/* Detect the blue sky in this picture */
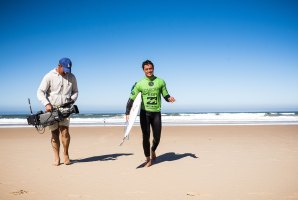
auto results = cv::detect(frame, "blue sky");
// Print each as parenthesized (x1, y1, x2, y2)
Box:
(0, 0, 297, 113)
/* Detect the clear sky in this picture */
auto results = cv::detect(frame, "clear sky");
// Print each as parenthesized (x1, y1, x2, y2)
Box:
(0, 0, 297, 113)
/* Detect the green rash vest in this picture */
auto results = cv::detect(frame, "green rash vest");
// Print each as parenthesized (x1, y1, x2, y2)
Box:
(129, 76, 170, 112)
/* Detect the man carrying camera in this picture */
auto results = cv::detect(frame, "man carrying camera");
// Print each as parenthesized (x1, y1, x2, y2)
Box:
(37, 58, 78, 166)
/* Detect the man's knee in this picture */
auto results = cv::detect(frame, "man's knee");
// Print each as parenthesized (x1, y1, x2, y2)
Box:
(51, 129, 59, 137)
(51, 129, 60, 143)
(142, 133, 150, 142)
(60, 126, 70, 138)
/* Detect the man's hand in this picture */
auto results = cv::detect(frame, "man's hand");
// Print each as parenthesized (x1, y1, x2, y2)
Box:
(126, 115, 130, 122)
(168, 96, 176, 103)
(45, 103, 53, 112)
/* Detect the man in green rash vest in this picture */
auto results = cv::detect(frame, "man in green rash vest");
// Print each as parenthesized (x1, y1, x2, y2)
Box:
(125, 60, 175, 167)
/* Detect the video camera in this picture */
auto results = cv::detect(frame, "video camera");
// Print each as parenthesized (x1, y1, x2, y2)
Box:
(27, 99, 79, 130)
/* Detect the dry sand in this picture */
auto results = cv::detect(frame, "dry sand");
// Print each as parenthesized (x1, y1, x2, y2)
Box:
(0, 125, 298, 200)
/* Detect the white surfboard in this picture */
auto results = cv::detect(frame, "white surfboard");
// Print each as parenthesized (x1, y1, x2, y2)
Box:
(120, 92, 142, 146)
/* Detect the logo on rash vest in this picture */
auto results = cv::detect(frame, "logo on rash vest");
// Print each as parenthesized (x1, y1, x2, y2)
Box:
(148, 82, 154, 86)
(147, 97, 157, 105)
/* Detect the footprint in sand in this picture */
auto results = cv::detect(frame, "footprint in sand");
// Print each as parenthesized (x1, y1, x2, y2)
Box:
(187, 192, 201, 197)
(187, 192, 210, 198)
(11, 190, 28, 195)
(187, 193, 195, 196)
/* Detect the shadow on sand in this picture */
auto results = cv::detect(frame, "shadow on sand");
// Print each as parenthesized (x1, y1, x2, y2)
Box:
(137, 152, 198, 168)
(72, 153, 133, 164)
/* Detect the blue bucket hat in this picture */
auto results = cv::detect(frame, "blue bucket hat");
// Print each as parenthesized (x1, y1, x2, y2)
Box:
(59, 57, 72, 73)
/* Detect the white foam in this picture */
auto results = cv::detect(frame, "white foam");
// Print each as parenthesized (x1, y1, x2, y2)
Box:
(1, 113, 298, 128)
(0, 118, 27, 125)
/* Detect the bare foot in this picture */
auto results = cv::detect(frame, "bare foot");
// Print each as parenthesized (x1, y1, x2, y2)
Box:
(151, 151, 156, 160)
(64, 155, 71, 165)
(145, 159, 152, 167)
(53, 159, 60, 166)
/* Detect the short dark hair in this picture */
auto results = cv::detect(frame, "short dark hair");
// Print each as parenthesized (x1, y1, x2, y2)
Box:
(142, 60, 154, 69)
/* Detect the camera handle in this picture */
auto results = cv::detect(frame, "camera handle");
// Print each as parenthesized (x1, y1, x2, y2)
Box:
(28, 98, 33, 114)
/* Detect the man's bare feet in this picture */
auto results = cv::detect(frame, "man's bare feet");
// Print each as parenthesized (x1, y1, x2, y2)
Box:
(53, 159, 60, 166)
(64, 155, 71, 165)
(145, 159, 152, 167)
(143, 156, 152, 167)
(151, 151, 156, 160)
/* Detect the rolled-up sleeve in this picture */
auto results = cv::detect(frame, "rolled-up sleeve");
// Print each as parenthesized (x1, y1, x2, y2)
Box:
(37, 75, 50, 106)
(71, 75, 78, 102)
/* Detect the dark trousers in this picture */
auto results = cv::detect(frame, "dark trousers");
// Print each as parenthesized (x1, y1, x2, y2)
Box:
(140, 109, 162, 157)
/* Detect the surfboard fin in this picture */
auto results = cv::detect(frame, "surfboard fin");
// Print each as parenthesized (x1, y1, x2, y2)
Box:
(119, 136, 126, 146)
(120, 122, 130, 146)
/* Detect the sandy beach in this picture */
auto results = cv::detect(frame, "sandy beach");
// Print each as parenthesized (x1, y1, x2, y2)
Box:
(0, 125, 298, 200)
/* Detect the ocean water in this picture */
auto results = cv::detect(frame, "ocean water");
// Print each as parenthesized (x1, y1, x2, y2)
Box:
(0, 112, 298, 128)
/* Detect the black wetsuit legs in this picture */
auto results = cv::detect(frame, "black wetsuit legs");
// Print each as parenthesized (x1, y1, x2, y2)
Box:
(140, 109, 162, 157)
